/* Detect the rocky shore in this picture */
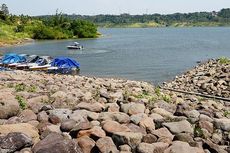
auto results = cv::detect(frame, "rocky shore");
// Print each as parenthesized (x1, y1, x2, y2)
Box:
(0, 58, 229, 153)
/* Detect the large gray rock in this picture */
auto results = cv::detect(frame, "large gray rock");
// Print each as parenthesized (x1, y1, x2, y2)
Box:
(0, 92, 20, 119)
(163, 120, 193, 134)
(0, 132, 33, 153)
(32, 133, 83, 153)
(48, 109, 72, 121)
(214, 119, 230, 131)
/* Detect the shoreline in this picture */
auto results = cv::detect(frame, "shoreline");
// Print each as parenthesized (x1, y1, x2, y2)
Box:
(0, 58, 229, 152)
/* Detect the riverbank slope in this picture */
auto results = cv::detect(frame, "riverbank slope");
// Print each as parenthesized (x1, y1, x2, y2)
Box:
(0, 58, 229, 153)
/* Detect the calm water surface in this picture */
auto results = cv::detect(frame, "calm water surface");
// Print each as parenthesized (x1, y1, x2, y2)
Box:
(1, 28, 230, 84)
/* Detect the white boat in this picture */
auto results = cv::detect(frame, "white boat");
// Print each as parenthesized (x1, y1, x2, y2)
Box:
(67, 42, 83, 50)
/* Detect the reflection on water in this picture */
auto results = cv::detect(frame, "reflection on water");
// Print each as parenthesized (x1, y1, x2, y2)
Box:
(1, 27, 230, 84)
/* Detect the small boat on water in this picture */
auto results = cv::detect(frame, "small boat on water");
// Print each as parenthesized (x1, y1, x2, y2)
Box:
(67, 42, 83, 50)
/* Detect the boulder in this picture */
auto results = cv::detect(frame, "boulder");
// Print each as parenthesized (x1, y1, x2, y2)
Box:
(77, 136, 95, 153)
(96, 137, 119, 153)
(164, 141, 205, 153)
(137, 142, 169, 153)
(139, 117, 155, 133)
(102, 120, 130, 134)
(214, 119, 230, 131)
(77, 126, 106, 139)
(60, 119, 77, 132)
(0, 123, 39, 143)
(0, 132, 33, 153)
(18, 109, 37, 123)
(112, 132, 143, 151)
(163, 120, 193, 134)
(98, 112, 130, 124)
(32, 133, 83, 153)
(151, 127, 174, 142)
(0, 92, 20, 119)
(75, 102, 105, 112)
(48, 109, 72, 122)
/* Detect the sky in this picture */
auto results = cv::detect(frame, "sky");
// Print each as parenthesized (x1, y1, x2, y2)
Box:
(1, 0, 230, 16)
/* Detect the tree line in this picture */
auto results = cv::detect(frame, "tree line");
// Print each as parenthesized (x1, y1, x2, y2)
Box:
(37, 8, 230, 27)
(0, 4, 98, 40)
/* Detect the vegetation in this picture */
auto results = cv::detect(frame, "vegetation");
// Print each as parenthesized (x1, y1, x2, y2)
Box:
(39, 8, 230, 28)
(0, 4, 98, 45)
(218, 57, 230, 64)
(15, 95, 27, 110)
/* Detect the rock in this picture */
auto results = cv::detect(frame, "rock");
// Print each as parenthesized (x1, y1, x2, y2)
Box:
(119, 145, 131, 152)
(5, 116, 22, 124)
(109, 91, 124, 103)
(214, 119, 230, 131)
(0, 132, 33, 153)
(96, 137, 119, 153)
(102, 120, 130, 134)
(128, 103, 145, 115)
(105, 103, 120, 112)
(126, 123, 147, 135)
(139, 117, 155, 133)
(18, 109, 37, 122)
(112, 132, 143, 151)
(163, 120, 193, 134)
(130, 113, 148, 125)
(152, 108, 174, 119)
(60, 119, 77, 132)
(49, 114, 61, 124)
(0, 123, 39, 143)
(199, 114, 213, 123)
(77, 136, 95, 153)
(211, 133, 222, 144)
(185, 110, 200, 123)
(0, 92, 20, 119)
(164, 141, 205, 153)
(203, 139, 228, 153)
(151, 127, 174, 142)
(77, 126, 106, 139)
(98, 112, 130, 123)
(70, 121, 92, 138)
(37, 111, 49, 122)
(48, 109, 72, 122)
(174, 133, 196, 146)
(199, 121, 214, 133)
(142, 134, 157, 143)
(75, 102, 105, 112)
(27, 96, 48, 113)
(154, 100, 176, 114)
(149, 113, 164, 122)
(137, 142, 169, 153)
(32, 133, 83, 153)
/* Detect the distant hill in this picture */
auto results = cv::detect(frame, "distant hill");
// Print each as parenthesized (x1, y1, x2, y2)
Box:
(36, 8, 230, 28)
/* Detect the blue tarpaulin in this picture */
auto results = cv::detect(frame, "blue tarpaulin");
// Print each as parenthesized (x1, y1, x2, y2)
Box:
(2, 53, 26, 64)
(51, 57, 80, 68)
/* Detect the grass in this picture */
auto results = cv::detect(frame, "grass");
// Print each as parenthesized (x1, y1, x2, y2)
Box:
(15, 95, 27, 110)
(218, 57, 230, 64)
(15, 83, 26, 92)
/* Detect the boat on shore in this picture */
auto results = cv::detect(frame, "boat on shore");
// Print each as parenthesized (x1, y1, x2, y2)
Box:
(67, 42, 83, 50)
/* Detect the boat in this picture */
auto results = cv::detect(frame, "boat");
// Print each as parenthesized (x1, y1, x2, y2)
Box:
(1, 53, 27, 67)
(48, 57, 80, 75)
(16, 55, 40, 70)
(67, 42, 83, 50)
(29, 56, 53, 71)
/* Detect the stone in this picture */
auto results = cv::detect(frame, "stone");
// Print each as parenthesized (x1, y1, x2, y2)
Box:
(70, 121, 92, 138)
(137, 142, 169, 153)
(37, 111, 49, 122)
(163, 120, 193, 134)
(0, 132, 33, 153)
(139, 117, 155, 133)
(174, 133, 196, 146)
(164, 141, 205, 153)
(27, 96, 48, 113)
(152, 108, 174, 119)
(75, 102, 105, 112)
(5, 116, 22, 124)
(98, 112, 130, 123)
(203, 139, 228, 153)
(154, 100, 176, 114)
(199, 114, 213, 123)
(199, 121, 214, 133)
(77, 126, 106, 138)
(211, 133, 222, 144)
(48, 109, 72, 122)
(0, 123, 39, 143)
(214, 119, 230, 131)
(60, 119, 77, 132)
(126, 123, 147, 135)
(149, 113, 164, 122)
(128, 103, 145, 115)
(18, 109, 37, 123)
(105, 103, 120, 112)
(77, 136, 95, 153)
(142, 134, 157, 143)
(96, 137, 119, 153)
(32, 133, 83, 153)
(49, 114, 61, 124)
(151, 127, 174, 141)
(102, 120, 130, 134)
(130, 113, 148, 125)
(0, 92, 20, 119)
(112, 132, 143, 151)
(185, 110, 200, 123)
(119, 145, 131, 152)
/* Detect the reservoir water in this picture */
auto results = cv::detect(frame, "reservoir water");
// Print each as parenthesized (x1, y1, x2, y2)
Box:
(1, 27, 230, 84)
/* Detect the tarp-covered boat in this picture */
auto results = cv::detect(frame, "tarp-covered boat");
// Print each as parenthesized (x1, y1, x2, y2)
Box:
(48, 57, 80, 74)
(1, 53, 27, 65)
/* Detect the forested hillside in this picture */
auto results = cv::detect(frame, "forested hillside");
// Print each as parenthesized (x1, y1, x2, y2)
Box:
(38, 8, 230, 28)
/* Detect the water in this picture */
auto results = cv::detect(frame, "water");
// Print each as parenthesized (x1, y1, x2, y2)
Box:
(1, 27, 230, 84)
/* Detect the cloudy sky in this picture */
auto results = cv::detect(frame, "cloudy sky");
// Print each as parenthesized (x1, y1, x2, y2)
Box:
(1, 0, 230, 16)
